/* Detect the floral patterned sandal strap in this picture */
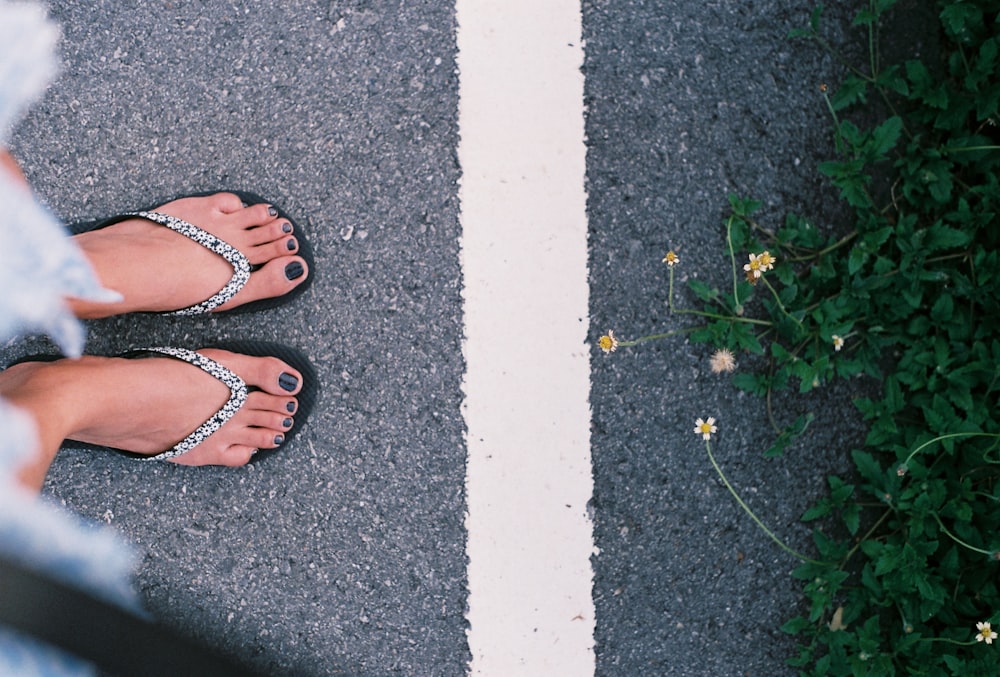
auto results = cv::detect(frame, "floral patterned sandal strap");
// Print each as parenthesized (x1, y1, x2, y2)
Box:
(137, 347, 248, 462)
(126, 210, 252, 315)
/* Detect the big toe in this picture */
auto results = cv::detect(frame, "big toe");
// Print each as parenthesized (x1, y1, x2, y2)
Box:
(216, 256, 309, 313)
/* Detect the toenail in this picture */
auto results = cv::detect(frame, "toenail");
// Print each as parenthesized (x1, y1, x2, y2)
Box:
(279, 372, 299, 391)
(286, 238, 297, 251)
(274, 434, 285, 445)
(268, 206, 278, 217)
(284, 261, 304, 280)
(286, 401, 296, 413)
(282, 222, 292, 233)
(282, 418, 293, 428)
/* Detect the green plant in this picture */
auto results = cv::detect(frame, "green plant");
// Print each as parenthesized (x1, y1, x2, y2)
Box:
(601, 0, 1000, 672)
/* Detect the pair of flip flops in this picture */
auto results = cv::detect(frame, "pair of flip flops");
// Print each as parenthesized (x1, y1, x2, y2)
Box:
(56, 191, 318, 463)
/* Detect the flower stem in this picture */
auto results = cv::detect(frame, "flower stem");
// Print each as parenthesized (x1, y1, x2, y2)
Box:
(942, 145, 999, 154)
(821, 87, 847, 155)
(619, 326, 698, 347)
(785, 230, 858, 263)
(903, 432, 1000, 467)
(725, 216, 742, 313)
(918, 636, 978, 647)
(931, 513, 994, 557)
(668, 264, 676, 312)
(761, 276, 803, 328)
(674, 308, 771, 326)
(704, 439, 825, 564)
(839, 508, 891, 569)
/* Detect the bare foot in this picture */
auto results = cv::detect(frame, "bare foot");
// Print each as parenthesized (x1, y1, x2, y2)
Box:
(0, 348, 303, 491)
(68, 192, 310, 318)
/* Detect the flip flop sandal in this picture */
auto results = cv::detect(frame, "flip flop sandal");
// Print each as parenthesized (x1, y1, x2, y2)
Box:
(68, 190, 315, 315)
(8, 341, 318, 464)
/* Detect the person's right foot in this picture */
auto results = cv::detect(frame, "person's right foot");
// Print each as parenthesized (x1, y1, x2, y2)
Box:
(69, 192, 310, 318)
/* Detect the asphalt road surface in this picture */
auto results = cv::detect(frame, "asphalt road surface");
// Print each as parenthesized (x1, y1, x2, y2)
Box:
(3, 0, 904, 674)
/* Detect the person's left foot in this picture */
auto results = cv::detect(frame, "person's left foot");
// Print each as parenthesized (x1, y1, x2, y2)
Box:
(0, 347, 305, 490)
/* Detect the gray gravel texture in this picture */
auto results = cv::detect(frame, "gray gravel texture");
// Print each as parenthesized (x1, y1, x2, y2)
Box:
(584, 0, 879, 675)
(7, 1, 465, 675)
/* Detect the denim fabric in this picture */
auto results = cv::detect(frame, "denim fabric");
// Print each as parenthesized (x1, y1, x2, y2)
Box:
(0, 2, 140, 675)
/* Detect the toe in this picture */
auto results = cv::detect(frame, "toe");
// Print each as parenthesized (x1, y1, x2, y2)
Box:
(200, 192, 245, 214)
(231, 201, 281, 229)
(203, 350, 304, 397)
(222, 445, 258, 466)
(245, 391, 299, 420)
(246, 235, 298, 264)
(239, 425, 287, 450)
(241, 406, 294, 432)
(244, 219, 294, 249)
(215, 255, 309, 311)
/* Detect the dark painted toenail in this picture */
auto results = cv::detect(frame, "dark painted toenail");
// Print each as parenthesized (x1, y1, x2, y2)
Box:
(268, 206, 278, 217)
(286, 238, 296, 251)
(279, 372, 299, 391)
(282, 222, 292, 233)
(282, 418, 293, 428)
(274, 434, 285, 445)
(286, 401, 296, 413)
(284, 261, 304, 280)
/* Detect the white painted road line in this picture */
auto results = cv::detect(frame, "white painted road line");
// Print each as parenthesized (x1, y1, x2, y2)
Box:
(458, 1, 594, 675)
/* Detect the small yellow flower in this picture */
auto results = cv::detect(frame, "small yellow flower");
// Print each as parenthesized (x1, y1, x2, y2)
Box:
(744, 251, 776, 282)
(598, 331, 619, 354)
(710, 348, 736, 374)
(756, 251, 776, 271)
(662, 250, 679, 267)
(743, 253, 764, 279)
(694, 417, 717, 440)
(832, 335, 845, 351)
(976, 621, 997, 644)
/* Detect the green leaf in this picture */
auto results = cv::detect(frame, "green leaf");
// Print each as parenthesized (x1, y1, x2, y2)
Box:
(688, 279, 717, 302)
(925, 223, 971, 251)
(947, 384, 974, 412)
(781, 616, 811, 635)
(819, 159, 870, 207)
(848, 247, 867, 275)
(731, 372, 767, 396)
(831, 75, 870, 110)
(901, 286, 922, 309)
(905, 60, 948, 108)
(866, 116, 902, 161)
(852, 449, 885, 487)
(931, 294, 954, 322)
(802, 503, 831, 521)
(842, 502, 861, 535)
(885, 376, 904, 413)
(729, 322, 764, 355)
(828, 475, 853, 504)
(861, 226, 893, 250)
(939, 1, 983, 43)
(852, 8, 876, 26)
(727, 194, 761, 218)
